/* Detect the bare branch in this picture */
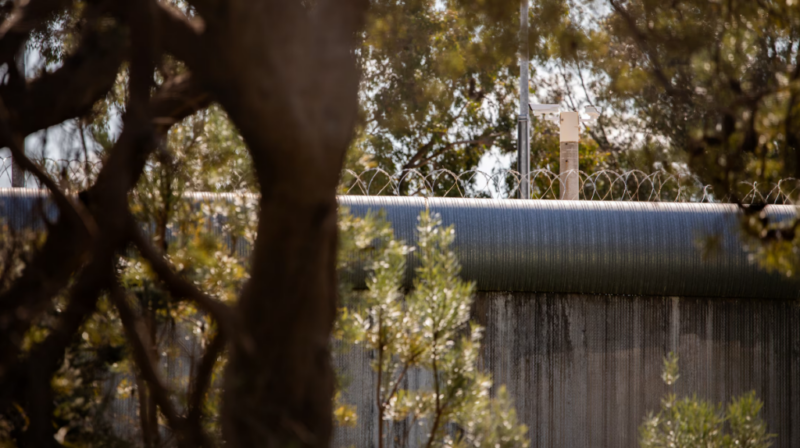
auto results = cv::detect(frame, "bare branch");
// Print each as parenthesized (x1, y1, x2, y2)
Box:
(128, 217, 237, 335)
(155, 2, 204, 70)
(151, 74, 212, 133)
(0, 0, 206, 140)
(0, 74, 209, 385)
(0, 98, 98, 235)
(400, 139, 437, 172)
(0, 6, 216, 442)
(403, 133, 503, 171)
(186, 329, 226, 447)
(2, 26, 126, 137)
(0, 0, 71, 64)
(21, 263, 108, 447)
(103, 13, 198, 443)
(0, 215, 91, 376)
(110, 284, 188, 444)
(607, 0, 679, 97)
(0, 244, 113, 444)
(128, 0, 157, 116)
(0, 96, 100, 375)
(183, 0, 218, 24)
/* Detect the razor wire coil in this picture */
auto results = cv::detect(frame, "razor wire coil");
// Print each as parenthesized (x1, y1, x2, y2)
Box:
(2, 156, 798, 204)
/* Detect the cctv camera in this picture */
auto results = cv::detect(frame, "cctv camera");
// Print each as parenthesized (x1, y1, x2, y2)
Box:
(529, 104, 560, 115)
(584, 106, 601, 120)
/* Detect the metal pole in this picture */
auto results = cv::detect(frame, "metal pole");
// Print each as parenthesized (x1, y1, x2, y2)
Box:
(517, 0, 530, 199)
(559, 111, 580, 200)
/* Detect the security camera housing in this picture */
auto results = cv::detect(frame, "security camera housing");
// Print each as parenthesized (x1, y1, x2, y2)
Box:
(584, 105, 601, 120)
(529, 104, 560, 115)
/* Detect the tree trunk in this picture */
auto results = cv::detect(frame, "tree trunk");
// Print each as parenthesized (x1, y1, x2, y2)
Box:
(223, 194, 340, 448)
(189, 1, 367, 447)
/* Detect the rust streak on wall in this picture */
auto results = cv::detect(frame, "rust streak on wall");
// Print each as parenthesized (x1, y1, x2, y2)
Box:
(336, 292, 800, 448)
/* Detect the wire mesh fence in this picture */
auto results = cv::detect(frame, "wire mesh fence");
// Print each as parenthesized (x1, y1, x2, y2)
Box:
(2, 156, 799, 204)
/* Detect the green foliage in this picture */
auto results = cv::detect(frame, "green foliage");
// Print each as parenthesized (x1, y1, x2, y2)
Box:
(49, 300, 129, 448)
(639, 353, 774, 448)
(114, 106, 256, 445)
(163, 104, 256, 193)
(2, 98, 256, 445)
(354, 0, 517, 174)
(660, 351, 679, 386)
(726, 392, 773, 448)
(566, 0, 800, 276)
(343, 0, 609, 196)
(12, 1, 796, 446)
(737, 212, 800, 278)
(0, 225, 128, 446)
(337, 209, 529, 448)
(578, 0, 800, 191)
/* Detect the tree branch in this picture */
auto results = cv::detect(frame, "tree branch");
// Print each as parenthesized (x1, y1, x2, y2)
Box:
(380, 349, 423, 411)
(401, 138, 438, 172)
(151, 73, 212, 133)
(110, 284, 188, 446)
(0, 74, 208, 390)
(376, 312, 384, 448)
(155, 2, 204, 71)
(127, 216, 237, 336)
(0, 97, 100, 376)
(607, 0, 679, 97)
(0, 237, 116, 444)
(404, 133, 502, 171)
(186, 329, 226, 447)
(425, 345, 442, 448)
(0, 0, 71, 65)
(1, 24, 126, 137)
(0, 96, 97, 235)
(0, 0, 207, 140)
(0, 5, 216, 440)
(183, 0, 219, 24)
(21, 261, 109, 447)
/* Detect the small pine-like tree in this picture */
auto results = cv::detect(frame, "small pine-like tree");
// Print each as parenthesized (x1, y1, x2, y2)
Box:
(639, 352, 774, 448)
(337, 209, 529, 448)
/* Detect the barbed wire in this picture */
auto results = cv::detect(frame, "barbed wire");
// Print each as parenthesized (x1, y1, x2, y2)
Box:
(2, 156, 798, 204)
(342, 168, 800, 204)
(0, 155, 102, 190)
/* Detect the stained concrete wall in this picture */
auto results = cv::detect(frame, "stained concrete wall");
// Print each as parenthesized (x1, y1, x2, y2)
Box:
(335, 292, 800, 448)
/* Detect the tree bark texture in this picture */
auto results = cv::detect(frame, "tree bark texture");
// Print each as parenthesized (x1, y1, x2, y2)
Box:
(187, 2, 367, 446)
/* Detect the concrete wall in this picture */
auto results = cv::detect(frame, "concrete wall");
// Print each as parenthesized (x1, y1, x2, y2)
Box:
(335, 292, 800, 448)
